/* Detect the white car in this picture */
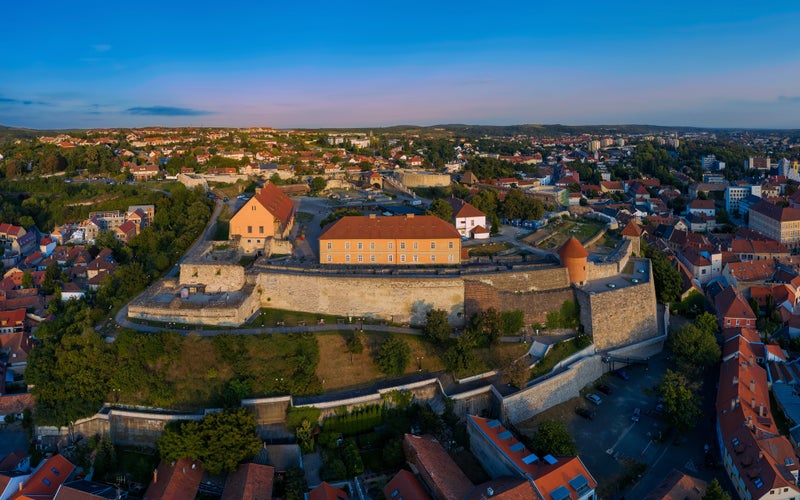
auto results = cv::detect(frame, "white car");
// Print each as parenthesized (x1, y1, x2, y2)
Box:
(585, 393, 602, 405)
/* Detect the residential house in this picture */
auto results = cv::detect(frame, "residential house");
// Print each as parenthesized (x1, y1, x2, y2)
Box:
(688, 199, 716, 217)
(447, 197, 488, 239)
(60, 282, 85, 302)
(308, 482, 348, 500)
(114, 221, 138, 243)
(714, 286, 756, 329)
(229, 182, 295, 254)
(0, 332, 34, 376)
(142, 459, 203, 500)
(678, 247, 721, 285)
(643, 470, 708, 499)
(319, 215, 461, 266)
(716, 340, 800, 500)
(129, 164, 160, 180)
(221, 463, 274, 500)
(0, 310, 26, 334)
(403, 434, 473, 500)
(730, 239, 790, 262)
(382, 469, 430, 500)
(8, 454, 75, 500)
(467, 416, 597, 500)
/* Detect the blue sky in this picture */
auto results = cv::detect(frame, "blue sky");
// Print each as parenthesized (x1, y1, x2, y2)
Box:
(3, 1, 800, 129)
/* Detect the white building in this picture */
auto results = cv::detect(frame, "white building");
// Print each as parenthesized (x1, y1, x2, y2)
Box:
(726, 184, 762, 214)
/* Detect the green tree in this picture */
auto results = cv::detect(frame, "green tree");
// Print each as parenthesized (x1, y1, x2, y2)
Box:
(659, 369, 702, 432)
(20, 270, 34, 288)
(503, 357, 531, 390)
(500, 310, 525, 336)
(490, 212, 501, 236)
(529, 420, 577, 457)
(423, 309, 451, 345)
(427, 198, 453, 222)
(376, 337, 411, 377)
(442, 336, 478, 375)
(643, 243, 683, 303)
(157, 407, 262, 475)
(703, 478, 731, 500)
(669, 323, 720, 369)
(694, 312, 719, 337)
(281, 467, 308, 500)
(347, 330, 364, 362)
(310, 176, 327, 194)
(295, 419, 315, 454)
(470, 189, 498, 218)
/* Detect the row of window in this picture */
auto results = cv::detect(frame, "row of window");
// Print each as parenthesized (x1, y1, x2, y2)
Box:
(246, 226, 265, 234)
(326, 254, 455, 263)
(327, 241, 454, 250)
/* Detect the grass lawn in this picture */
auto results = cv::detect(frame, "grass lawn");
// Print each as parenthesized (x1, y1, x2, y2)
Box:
(468, 242, 512, 256)
(453, 342, 532, 379)
(529, 338, 581, 379)
(242, 308, 344, 328)
(316, 332, 445, 391)
(536, 218, 606, 251)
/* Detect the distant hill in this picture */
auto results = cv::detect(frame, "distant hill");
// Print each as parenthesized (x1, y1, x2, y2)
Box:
(0, 124, 45, 143)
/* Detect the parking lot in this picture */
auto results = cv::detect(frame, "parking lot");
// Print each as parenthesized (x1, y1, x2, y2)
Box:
(517, 351, 727, 497)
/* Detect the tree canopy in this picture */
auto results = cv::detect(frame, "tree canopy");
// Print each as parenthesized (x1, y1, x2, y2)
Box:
(157, 407, 262, 475)
(376, 337, 411, 377)
(643, 243, 683, 303)
(659, 369, 702, 432)
(423, 309, 451, 345)
(529, 420, 578, 457)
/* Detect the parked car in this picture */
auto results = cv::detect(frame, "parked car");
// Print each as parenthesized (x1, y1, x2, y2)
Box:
(631, 408, 641, 423)
(575, 407, 594, 420)
(585, 393, 602, 405)
(614, 369, 630, 381)
(597, 384, 612, 395)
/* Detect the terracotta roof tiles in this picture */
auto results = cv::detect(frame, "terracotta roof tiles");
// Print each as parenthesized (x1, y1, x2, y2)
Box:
(320, 215, 460, 241)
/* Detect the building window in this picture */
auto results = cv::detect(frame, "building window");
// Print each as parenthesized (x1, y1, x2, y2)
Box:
(251, 205, 256, 211)
(370, 255, 375, 262)
(247, 225, 252, 233)
(327, 255, 332, 263)
(388, 254, 393, 262)
(413, 242, 418, 249)
(345, 242, 350, 250)
(400, 255, 405, 262)
(413, 255, 418, 262)
(400, 242, 405, 250)
(449, 241, 454, 249)
(358, 242, 363, 250)
(358, 255, 363, 262)
(327, 242, 332, 250)
(259, 226, 264, 234)
(345, 254, 350, 262)
(388, 242, 393, 250)
(431, 255, 436, 262)
(370, 242, 375, 250)
(430, 242, 436, 249)
(448, 254, 454, 262)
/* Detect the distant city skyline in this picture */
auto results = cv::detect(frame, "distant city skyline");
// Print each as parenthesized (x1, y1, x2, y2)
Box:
(3, 1, 800, 130)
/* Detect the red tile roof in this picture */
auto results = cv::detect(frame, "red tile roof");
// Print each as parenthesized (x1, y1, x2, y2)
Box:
(714, 287, 756, 322)
(221, 463, 274, 500)
(558, 237, 588, 259)
(308, 481, 348, 500)
(620, 221, 642, 237)
(447, 197, 485, 219)
(468, 416, 596, 499)
(10, 454, 75, 500)
(382, 470, 430, 500)
(642, 469, 707, 500)
(143, 458, 203, 500)
(320, 215, 460, 240)
(0, 309, 26, 329)
(403, 434, 472, 500)
(254, 182, 295, 227)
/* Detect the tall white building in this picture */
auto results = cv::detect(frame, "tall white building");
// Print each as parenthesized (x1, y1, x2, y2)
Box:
(725, 184, 762, 214)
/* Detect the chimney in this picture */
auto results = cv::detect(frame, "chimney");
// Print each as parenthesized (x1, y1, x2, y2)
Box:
(759, 402, 766, 417)
(182, 467, 186, 474)
(750, 379, 756, 392)
(751, 398, 756, 409)
(153, 469, 158, 484)
(191, 463, 196, 470)
(731, 398, 736, 411)
(486, 487, 494, 497)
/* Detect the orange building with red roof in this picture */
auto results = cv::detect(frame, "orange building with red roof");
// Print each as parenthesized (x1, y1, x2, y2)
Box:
(9, 454, 75, 500)
(467, 416, 596, 500)
(319, 215, 460, 266)
(558, 238, 588, 285)
(308, 481, 348, 500)
(229, 182, 296, 254)
(221, 463, 274, 500)
(142, 458, 203, 500)
(716, 340, 800, 499)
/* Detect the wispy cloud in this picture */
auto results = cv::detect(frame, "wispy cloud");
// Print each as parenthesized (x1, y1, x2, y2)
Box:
(125, 106, 215, 116)
(92, 44, 112, 52)
(0, 96, 51, 106)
